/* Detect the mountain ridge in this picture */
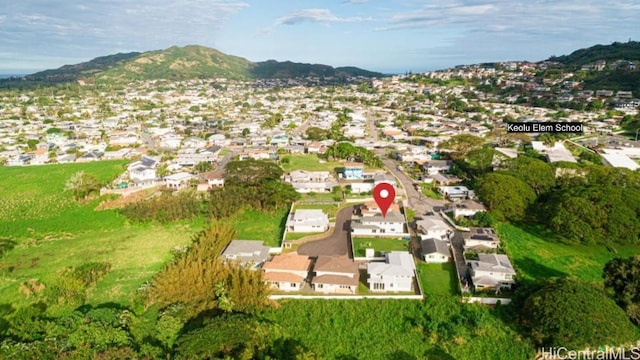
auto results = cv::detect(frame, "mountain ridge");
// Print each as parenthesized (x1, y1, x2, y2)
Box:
(547, 41, 640, 66)
(3, 45, 384, 87)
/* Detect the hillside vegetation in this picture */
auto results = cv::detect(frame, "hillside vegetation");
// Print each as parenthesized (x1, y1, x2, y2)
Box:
(549, 41, 640, 66)
(0, 45, 384, 88)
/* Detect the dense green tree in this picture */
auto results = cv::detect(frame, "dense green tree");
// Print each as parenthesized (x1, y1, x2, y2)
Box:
(225, 159, 283, 185)
(194, 161, 212, 173)
(521, 278, 637, 349)
(439, 134, 484, 160)
(476, 173, 536, 221)
(465, 147, 495, 175)
(148, 223, 270, 319)
(64, 171, 101, 200)
(305, 126, 330, 141)
(604, 256, 640, 323)
(546, 195, 606, 243)
(507, 156, 555, 196)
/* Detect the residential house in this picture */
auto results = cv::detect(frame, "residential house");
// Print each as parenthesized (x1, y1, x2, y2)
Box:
(306, 142, 322, 154)
(7, 154, 33, 166)
(129, 166, 157, 184)
(446, 200, 487, 218)
(468, 253, 516, 291)
(415, 217, 452, 241)
(182, 136, 207, 149)
(438, 185, 474, 201)
(425, 173, 462, 186)
(283, 170, 331, 183)
(351, 210, 406, 237)
(30, 148, 50, 165)
(311, 256, 360, 294)
(164, 172, 195, 190)
(56, 154, 76, 164)
(421, 238, 451, 263)
(221, 240, 271, 270)
(76, 150, 104, 163)
(287, 209, 330, 233)
(341, 162, 365, 180)
(373, 173, 396, 187)
(367, 251, 416, 292)
(204, 172, 225, 188)
(282, 170, 338, 193)
(262, 252, 312, 291)
(463, 227, 500, 251)
(422, 160, 452, 175)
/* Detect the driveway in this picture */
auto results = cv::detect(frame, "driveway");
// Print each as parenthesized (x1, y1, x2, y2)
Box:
(297, 205, 355, 258)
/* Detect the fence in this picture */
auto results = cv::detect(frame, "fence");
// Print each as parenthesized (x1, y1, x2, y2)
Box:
(463, 297, 512, 305)
(269, 294, 423, 300)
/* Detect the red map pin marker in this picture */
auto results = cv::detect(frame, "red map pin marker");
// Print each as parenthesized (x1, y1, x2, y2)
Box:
(373, 183, 395, 218)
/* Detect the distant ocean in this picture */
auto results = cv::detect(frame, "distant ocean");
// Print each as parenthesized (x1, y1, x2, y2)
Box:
(0, 74, 25, 79)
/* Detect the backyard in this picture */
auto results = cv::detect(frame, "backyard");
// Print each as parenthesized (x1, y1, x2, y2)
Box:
(352, 237, 409, 257)
(228, 208, 289, 247)
(417, 262, 459, 296)
(281, 154, 343, 173)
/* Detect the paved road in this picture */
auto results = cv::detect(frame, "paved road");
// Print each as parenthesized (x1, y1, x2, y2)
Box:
(215, 153, 233, 173)
(365, 110, 379, 141)
(376, 151, 445, 216)
(297, 205, 355, 257)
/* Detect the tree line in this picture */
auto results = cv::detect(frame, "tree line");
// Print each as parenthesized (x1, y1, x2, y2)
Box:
(119, 159, 300, 223)
(473, 154, 640, 245)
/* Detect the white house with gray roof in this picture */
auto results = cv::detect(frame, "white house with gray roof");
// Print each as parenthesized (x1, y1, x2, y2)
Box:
(221, 240, 271, 270)
(421, 238, 451, 263)
(468, 253, 516, 291)
(367, 251, 416, 292)
(351, 211, 407, 237)
(286, 209, 329, 233)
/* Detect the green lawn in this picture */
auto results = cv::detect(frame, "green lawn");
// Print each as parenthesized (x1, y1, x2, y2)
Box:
(294, 202, 342, 219)
(417, 262, 459, 296)
(281, 154, 343, 173)
(298, 191, 341, 203)
(496, 223, 640, 284)
(0, 161, 202, 307)
(228, 208, 289, 247)
(352, 237, 409, 257)
(420, 183, 443, 200)
(285, 231, 324, 241)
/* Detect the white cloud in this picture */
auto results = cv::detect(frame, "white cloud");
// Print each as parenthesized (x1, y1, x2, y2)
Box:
(276, 8, 371, 26)
(0, 0, 250, 70)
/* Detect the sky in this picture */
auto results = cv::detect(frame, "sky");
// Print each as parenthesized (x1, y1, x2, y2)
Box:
(1, 0, 640, 74)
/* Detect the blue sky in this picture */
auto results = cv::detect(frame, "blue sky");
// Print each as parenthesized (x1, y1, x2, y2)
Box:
(1, 0, 640, 74)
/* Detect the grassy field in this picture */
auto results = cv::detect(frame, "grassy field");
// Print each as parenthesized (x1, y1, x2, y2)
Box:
(281, 154, 344, 173)
(228, 208, 289, 247)
(0, 161, 201, 307)
(298, 191, 341, 203)
(496, 223, 640, 284)
(352, 237, 409, 257)
(417, 262, 458, 296)
(294, 202, 342, 219)
(419, 183, 443, 200)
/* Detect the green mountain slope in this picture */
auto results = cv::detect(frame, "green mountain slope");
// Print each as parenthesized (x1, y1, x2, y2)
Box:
(22, 52, 141, 84)
(1, 45, 384, 88)
(548, 41, 640, 66)
(97, 45, 253, 81)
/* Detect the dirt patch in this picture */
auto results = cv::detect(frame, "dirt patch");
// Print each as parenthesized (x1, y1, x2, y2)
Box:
(96, 189, 154, 210)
